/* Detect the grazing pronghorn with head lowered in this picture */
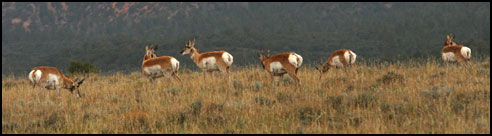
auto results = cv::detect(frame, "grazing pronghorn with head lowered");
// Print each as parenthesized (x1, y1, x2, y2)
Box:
(28, 66, 85, 97)
(180, 39, 233, 79)
(142, 45, 181, 83)
(258, 50, 303, 86)
(441, 33, 472, 66)
(315, 49, 356, 79)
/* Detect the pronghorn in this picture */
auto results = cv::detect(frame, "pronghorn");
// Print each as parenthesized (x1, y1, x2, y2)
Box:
(142, 45, 181, 83)
(315, 49, 356, 79)
(180, 39, 233, 80)
(258, 50, 303, 86)
(28, 66, 85, 97)
(441, 33, 472, 66)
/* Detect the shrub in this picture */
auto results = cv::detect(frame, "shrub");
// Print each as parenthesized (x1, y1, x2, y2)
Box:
(250, 81, 264, 92)
(297, 106, 321, 125)
(352, 92, 379, 108)
(166, 87, 182, 96)
(420, 85, 454, 99)
(377, 71, 404, 85)
(325, 95, 344, 111)
(190, 100, 203, 116)
(233, 80, 244, 90)
(276, 92, 293, 103)
(281, 76, 293, 84)
(255, 96, 275, 106)
(68, 60, 99, 74)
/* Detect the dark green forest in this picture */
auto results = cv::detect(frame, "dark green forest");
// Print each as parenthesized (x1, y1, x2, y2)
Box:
(2, 2, 490, 76)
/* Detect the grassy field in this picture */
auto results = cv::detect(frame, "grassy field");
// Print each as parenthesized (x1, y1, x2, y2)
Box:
(2, 58, 490, 134)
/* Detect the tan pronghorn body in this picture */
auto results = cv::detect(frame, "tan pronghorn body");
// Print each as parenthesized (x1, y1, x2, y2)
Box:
(180, 39, 233, 79)
(28, 66, 85, 97)
(259, 50, 303, 86)
(142, 45, 181, 83)
(315, 49, 356, 79)
(441, 33, 471, 65)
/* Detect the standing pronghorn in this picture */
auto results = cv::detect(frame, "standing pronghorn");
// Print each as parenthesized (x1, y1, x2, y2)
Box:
(258, 50, 303, 86)
(28, 66, 85, 97)
(441, 33, 472, 66)
(315, 49, 356, 79)
(180, 39, 233, 80)
(142, 45, 181, 83)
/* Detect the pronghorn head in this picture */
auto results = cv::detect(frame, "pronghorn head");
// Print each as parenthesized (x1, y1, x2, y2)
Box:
(69, 78, 85, 97)
(315, 62, 330, 74)
(258, 50, 271, 69)
(180, 39, 196, 55)
(145, 45, 157, 60)
(445, 33, 457, 46)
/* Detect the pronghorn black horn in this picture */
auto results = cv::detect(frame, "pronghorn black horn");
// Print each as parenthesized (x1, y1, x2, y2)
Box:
(78, 78, 85, 83)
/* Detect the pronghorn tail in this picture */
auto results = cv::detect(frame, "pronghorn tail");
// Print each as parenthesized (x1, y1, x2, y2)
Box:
(349, 51, 353, 64)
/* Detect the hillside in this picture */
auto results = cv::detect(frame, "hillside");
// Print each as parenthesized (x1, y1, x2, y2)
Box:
(2, 2, 490, 75)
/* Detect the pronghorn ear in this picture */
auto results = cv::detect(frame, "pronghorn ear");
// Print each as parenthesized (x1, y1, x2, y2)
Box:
(150, 44, 156, 50)
(146, 45, 149, 50)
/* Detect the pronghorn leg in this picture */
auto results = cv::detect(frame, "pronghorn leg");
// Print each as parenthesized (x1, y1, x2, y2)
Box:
(31, 81, 36, 91)
(220, 63, 231, 81)
(225, 66, 231, 81)
(172, 72, 182, 82)
(56, 87, 61, 97)
(285, 66, 300, 88)
(466, 59, 473, 69)
(209, 71, 215, 80)
(268, 72, 275, 86)
(203, 71, 207, 81)
(286, 71, 300, 90)
(445, 61, 449, 73)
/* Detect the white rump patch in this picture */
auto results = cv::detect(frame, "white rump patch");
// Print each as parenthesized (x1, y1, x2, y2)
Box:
(28, 70, 36, 84)
(170, 57, 180, 72)
(349, 51, 357, 64)
(201, 57, 219, 70)
(288, 53, 303, 68)
(461, 47, 471, 59)
(30, 70, 43, 83)
(222, 52, 233, 66)
(269, 61, 286, 74)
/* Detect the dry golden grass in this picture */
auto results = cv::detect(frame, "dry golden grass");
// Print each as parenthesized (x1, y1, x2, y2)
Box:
(2, 58, 490, 134)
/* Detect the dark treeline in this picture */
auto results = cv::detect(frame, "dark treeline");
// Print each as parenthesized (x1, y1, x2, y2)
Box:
(2, 2, 490, 76)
